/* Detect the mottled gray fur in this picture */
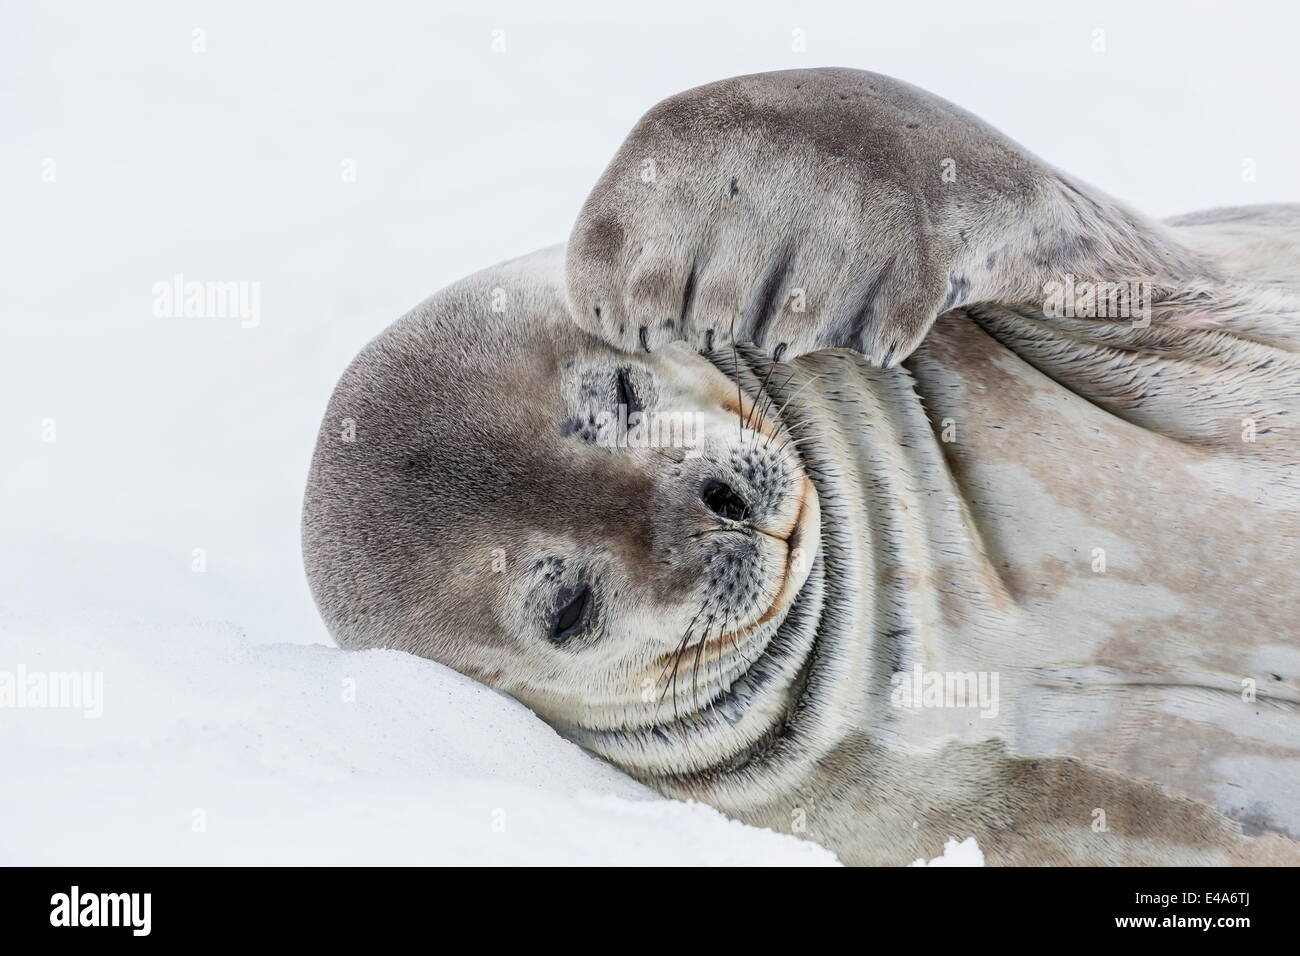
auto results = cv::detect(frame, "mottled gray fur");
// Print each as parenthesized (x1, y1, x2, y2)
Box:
(305, 70, 1299, 864)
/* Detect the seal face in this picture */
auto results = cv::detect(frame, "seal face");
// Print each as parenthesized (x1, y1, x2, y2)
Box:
(303, 250, 822, 759)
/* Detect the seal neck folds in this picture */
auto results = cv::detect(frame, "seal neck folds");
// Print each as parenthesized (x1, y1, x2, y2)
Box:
(556, 342, 1024, 809)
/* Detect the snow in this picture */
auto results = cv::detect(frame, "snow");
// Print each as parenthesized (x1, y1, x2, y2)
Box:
(5, 0, 1287, 865)
(0, 538, 837, 865)
(910, 838, 986, 868)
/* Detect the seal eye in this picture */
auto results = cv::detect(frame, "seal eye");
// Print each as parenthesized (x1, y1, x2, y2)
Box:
(549, 584, 592, 643)
(614, 368, 643, 429)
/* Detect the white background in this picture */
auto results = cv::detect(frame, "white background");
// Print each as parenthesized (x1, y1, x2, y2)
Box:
(0, 0, 1294, 864)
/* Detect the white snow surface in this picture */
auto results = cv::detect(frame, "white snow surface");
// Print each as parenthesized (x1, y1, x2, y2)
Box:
(0, 538, 837, 865)
(5, 0, 1292, 866)
(910, 838, 987, 868)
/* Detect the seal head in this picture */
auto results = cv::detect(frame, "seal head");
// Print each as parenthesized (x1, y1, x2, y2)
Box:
(303, 250, 821, 771)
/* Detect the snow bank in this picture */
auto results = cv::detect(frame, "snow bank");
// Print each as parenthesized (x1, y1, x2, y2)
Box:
(0, 542, 837, 865)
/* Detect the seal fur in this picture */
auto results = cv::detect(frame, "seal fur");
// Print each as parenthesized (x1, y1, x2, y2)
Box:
(304, 71, 1300, 864)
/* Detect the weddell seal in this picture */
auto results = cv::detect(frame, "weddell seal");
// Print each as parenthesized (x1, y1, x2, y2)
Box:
(303, 69, 1300, 865)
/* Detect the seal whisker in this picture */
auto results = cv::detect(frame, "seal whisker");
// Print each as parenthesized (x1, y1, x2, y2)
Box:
(655, 612, 703, 722)
(747, 365, 801, 440)
(764, 414, 819, 471)
(710, 610, 740, 708)
(718, 602, 760, 677)
(728, 313, 745, 442)
(743, 356, 783, 434)
(753, 369, 801, 435)
(760, 374, 827, 449)
(770, 432, 818, 461)
(690, 613, 712, 712)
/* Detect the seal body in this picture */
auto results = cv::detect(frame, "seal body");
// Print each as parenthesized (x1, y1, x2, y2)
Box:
(304, 240, 1300, 864)
(676, 291, 1300, 865)
(303, 71, 1300, 864)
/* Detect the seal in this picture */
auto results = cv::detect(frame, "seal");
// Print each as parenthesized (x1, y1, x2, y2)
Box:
(303, 70, 1300, 864)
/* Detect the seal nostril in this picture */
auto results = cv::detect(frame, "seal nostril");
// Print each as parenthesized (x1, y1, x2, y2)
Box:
(701, 479, 750, 523)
